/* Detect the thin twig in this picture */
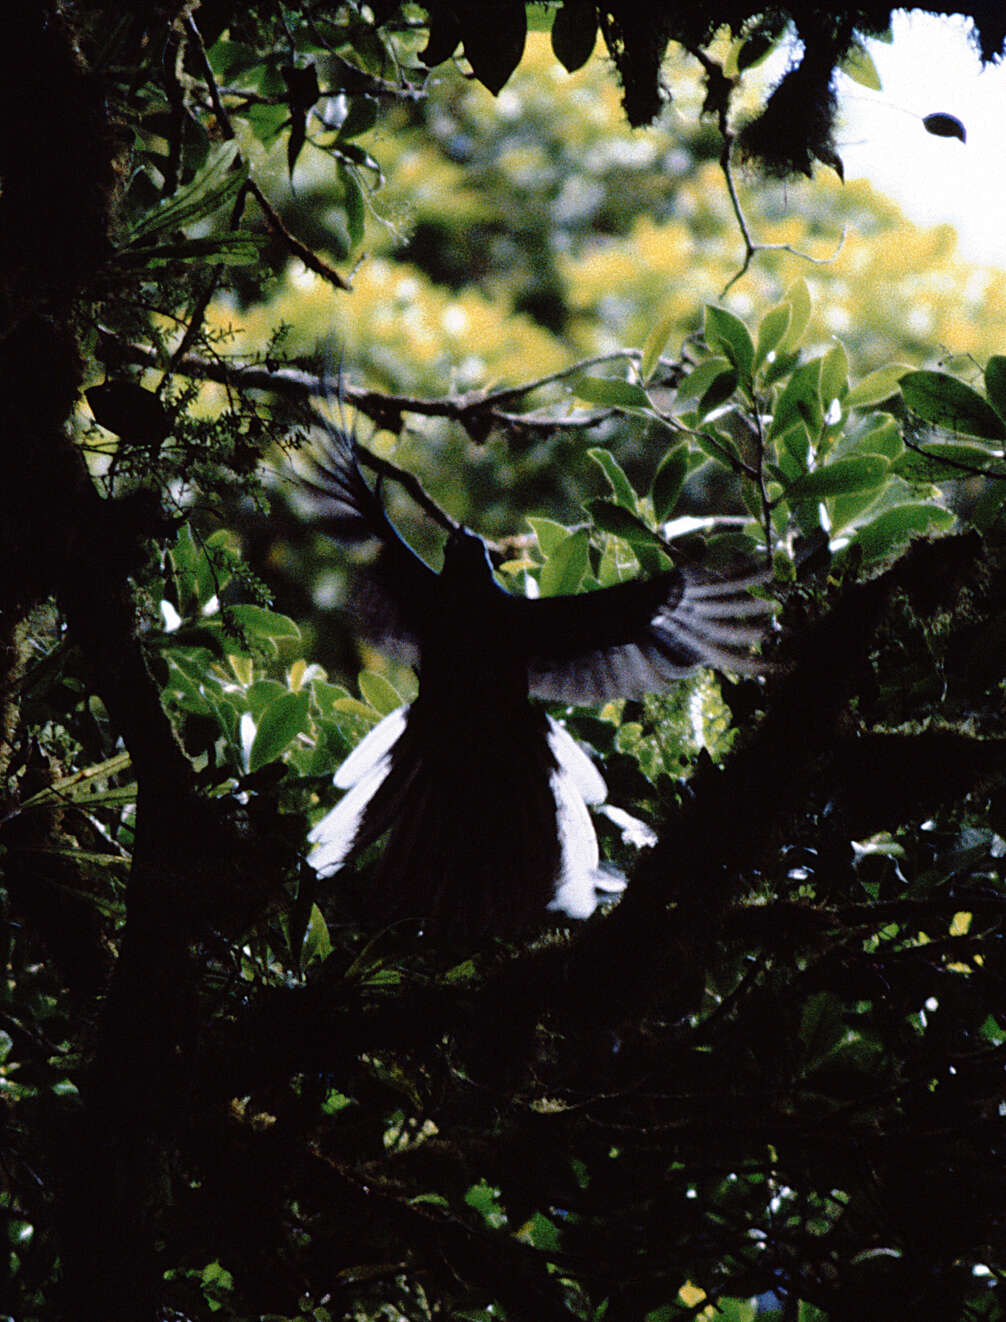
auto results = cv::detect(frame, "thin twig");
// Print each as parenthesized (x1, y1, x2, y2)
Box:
(687, 47, 845, 296)
(245, 179, 352, 291)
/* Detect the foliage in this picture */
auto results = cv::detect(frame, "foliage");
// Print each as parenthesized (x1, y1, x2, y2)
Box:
(3, 5, 1006, 1322)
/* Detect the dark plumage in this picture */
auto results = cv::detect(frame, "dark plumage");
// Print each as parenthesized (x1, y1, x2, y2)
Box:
(305, 427, 771, 938)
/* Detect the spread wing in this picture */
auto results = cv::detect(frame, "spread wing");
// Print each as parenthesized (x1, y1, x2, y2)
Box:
(514, 567, 772, 704)
(298, 425, 438, 665)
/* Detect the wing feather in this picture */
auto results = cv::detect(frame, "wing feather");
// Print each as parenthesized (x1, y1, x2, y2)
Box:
(299, 424, 437, 662)
(522, 566, 772, 702)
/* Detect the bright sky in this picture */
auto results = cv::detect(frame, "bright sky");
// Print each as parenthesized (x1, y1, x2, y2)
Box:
(837, 9, 1006, 269)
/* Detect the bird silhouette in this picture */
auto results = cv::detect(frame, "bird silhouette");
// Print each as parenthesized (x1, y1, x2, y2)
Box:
(304, 426, 771, 940)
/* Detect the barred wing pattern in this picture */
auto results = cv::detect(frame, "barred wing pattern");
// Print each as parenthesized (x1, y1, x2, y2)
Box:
(520, 570, 772, 704)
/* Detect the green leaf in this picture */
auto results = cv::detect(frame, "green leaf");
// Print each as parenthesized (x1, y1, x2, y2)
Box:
(845, 363, 913, 408)
(779, 277, 811, 352)
(465, 1180, 506, 1229)
(775, 420, 811, 481)
(585, 498, 657, 546)
(799, 991, 845, 1067)
(640, 311, 677, 381)
(893, 441, 1004, 482)
(337, 95, 379, 141)
(527, 515, 572, 557)
(769, 357, 822, 440)
(339, 164, 366, 247)
(540, 527, 589, 596)
(573, 376, 651, 409)
(246, 100, 289, 145)
(691, 425, 742, 470)
(675, 356, 733, 403)
(246, 678, 287, 718)
(820, 341, 849, 411)
(901, 370, 1006, 439)
(588, 446, 639, 511)
(125, 141, 246, 244)
(782, 456, 888, 503)
(697, 367, 740, 418)
(651, 445, 689, 522)
(551, 1, 597, 72)
(358, 670, 402, 716)
(704, 305, 754, 381)
(227, 604, 302, 644)
(846, 414, 903, 461)
(328, 697, 381, 747)
(597, 533, 638, 586)
(115, 233, 266, 270)
(984, 355, 1006, 420)
(841, 41, 882, 90)
(248, 690, 310, 771)
(969, 479, 1006, 533)
(852, 502, 955, 562)
(754, 302, 792, 370)
(586, 500, 669, 573)
(301, 903, 332, 967)
(521, 1212, 562, 1252)
(311, 678, 352, 713)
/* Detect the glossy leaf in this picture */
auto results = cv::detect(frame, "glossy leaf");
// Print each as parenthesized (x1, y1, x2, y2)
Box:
(698, 368, 740, 418)
(301, 904, 332, 967)
(540, 527, 589, 596)
(984, 355, 1006, 420)
(358, 670, 403, 716)
(782, 456, 888, 502)
(894, 441, 1005, 482)
(585, 498, 653, 542)
(640, 311, 677, 381)
(901, 370, 1006, 439)
(573, 376, 651, 408)
(651, 445, 689, 523)
(228, 604, 302, 644)
(847, 415, 903, 461)
(248, 690, 310, 771)
(845, 364, 912, 409)
(852, 501, 956, 562)
(588, 446, 639, 511)
(754, 302, 791, 370)
(340, 164, 366, 247)
(675, 357, 734, 404)
(527, 515, 573, 557)
(705, 305, 754, 381)
(769, 357, 822, 440)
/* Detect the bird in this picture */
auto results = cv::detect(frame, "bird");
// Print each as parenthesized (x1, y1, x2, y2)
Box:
(303, 424, 771, 941)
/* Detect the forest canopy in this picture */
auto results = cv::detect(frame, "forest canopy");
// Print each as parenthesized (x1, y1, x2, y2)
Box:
(3, 5, 1006, 1321)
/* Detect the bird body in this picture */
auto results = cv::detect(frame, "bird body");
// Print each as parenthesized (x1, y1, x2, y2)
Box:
(304, 430, 770, 938)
